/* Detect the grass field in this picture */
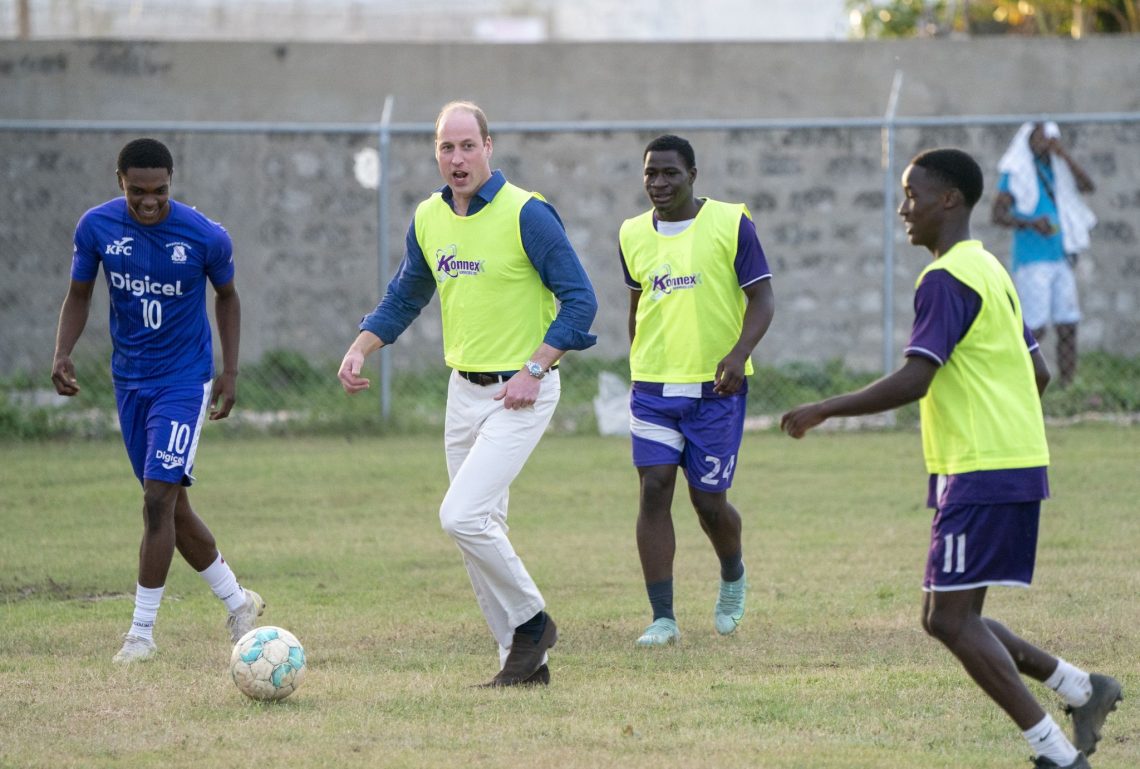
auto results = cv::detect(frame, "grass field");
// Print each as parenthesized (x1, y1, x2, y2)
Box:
(1, 426, 1137, 769)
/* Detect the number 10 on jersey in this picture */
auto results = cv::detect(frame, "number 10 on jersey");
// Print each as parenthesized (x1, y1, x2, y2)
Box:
(141, 298, 163, 329)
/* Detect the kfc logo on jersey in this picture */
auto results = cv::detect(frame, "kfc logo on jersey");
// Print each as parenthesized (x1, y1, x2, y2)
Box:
(166, 242, 191, 263)
(648, 264, 702, 300)
(105, 237, 134, 256)
(434, 244, 484, 281)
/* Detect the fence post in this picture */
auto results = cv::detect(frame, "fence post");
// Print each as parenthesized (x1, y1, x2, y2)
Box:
(377, 95, 394, 421)
(881, 70, 903, 380)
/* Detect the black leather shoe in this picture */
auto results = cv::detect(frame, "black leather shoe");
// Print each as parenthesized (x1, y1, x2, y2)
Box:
(481, 614, 557, 687)
(522, 664, 550, 686)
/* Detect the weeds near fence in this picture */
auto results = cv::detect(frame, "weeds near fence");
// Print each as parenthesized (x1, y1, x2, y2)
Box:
(3, 350, 1137, 440)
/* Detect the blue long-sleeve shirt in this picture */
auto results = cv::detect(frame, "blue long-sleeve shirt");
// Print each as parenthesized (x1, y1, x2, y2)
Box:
(361, 170, 597, 353)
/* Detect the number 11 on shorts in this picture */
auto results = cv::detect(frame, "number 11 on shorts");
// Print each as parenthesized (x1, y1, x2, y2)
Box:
(942, 533, 966, 574)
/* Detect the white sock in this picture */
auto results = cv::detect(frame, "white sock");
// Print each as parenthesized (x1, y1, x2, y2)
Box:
(129, 584, 164, 641)
(1045, 658, 1093, 708)
(198, 553, 246, 613)
(1023, 713, 1080, 766)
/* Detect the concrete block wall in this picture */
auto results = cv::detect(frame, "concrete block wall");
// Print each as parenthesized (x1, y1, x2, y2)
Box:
(2, 39, 1138, 377)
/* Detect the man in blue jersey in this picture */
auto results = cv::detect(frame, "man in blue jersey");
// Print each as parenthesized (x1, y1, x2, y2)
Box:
(992, 123, 1096, 388)
(338, 101, 597, 687)
(51, 138, 264, 664)
(781, 149, 1120, 768)
(619, 135, 775, 647)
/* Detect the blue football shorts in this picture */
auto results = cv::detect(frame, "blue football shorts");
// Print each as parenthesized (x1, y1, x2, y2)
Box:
(922, 501, 1040, 591)
(629, 388, 746, 492)
(115, 381, 212, 486)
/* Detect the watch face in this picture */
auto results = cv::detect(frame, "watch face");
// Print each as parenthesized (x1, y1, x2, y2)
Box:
(526, 362, 544, 377)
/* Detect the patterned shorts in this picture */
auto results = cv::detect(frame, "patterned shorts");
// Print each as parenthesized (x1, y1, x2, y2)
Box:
(1014, 260, 1081, 329)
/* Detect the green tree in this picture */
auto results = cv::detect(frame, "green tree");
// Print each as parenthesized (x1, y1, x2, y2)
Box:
(847, 0, 1140, 37)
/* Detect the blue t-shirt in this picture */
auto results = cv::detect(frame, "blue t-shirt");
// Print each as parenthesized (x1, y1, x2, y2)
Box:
(997, 160, 1066, 268)
(72, 198, 235, 388)
(903, 269, 1049, 508)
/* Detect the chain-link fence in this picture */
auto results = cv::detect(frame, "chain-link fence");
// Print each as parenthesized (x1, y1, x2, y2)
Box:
(2, 112, 1138, 438)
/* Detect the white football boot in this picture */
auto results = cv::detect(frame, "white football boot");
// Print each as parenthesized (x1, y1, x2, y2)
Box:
(112, 634, 157, 664)
(226, 589, 266, 643)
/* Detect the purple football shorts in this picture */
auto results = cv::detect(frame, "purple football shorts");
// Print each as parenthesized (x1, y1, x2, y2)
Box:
(629, 388, 746, 492)
(923, 501, 1040, 591)
(115, 381, 211, 486)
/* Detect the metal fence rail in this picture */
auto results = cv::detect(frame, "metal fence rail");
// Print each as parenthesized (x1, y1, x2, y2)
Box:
(2, 107, 1138, 436)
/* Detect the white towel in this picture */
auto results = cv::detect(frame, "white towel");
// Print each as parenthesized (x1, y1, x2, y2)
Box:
(997, 122, 1097, 255)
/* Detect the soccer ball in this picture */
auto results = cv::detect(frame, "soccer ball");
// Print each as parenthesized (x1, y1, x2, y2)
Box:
(230, 626, 307, 701)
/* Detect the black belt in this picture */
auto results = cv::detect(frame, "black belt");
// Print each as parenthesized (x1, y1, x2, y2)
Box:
(456, 364, 558, 387)
(456, 370, 515, 386)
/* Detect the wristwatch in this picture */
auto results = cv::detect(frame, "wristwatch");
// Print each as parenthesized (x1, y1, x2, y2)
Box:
(524, 361, 546, 379)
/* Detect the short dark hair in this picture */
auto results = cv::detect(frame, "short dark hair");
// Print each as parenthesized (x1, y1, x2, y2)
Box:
(117, 138, 174, 175)
(910, 148, 983, 208)
(644, 134, 696, 169)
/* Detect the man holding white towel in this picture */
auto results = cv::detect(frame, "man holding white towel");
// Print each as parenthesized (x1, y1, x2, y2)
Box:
(992, 122, 1097, 387)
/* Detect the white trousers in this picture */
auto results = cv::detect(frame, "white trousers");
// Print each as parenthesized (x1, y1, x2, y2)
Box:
(441, 368, 560, 663)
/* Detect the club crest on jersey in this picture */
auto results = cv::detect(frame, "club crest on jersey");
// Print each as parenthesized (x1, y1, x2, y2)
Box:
(105, 237, 134, 256)
(648, 264, 702, 300)
(166, 242, 191, 263)
(434, 244, 484, 282)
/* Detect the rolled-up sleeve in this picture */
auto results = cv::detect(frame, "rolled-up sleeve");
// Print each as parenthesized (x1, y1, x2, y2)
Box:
(519, 198, 598, 352)
(359, 220, 437, 345)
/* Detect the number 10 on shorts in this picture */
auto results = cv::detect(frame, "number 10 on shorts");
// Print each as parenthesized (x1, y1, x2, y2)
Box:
(167, 420, 191, 454)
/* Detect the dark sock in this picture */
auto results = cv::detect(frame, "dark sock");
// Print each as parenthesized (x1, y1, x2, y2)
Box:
(646, 578, 675, 621)
(515, 611, 547, 643)
(719, 552, 744, 582)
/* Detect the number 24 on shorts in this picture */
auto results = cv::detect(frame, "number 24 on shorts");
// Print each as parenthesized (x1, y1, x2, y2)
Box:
(700, 454, 736, 485)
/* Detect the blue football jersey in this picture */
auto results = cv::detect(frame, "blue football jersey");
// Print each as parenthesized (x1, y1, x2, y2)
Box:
(72, 198, 235, 388)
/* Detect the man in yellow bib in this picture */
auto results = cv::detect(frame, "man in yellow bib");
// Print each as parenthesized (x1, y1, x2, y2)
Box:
(338, 101, 597, 687)
(619, 135, 775, 647)
(782, 149, 1120, 768)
